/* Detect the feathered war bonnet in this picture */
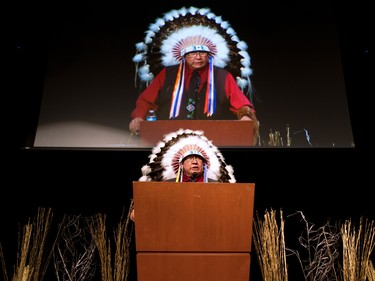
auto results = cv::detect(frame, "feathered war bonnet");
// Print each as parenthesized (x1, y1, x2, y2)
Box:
(132, 6, 254, 103)
(139, 129, 236, 183)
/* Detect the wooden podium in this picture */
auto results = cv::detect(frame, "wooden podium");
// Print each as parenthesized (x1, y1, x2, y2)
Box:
(139, 120, 254, 147)
(132, 181, 255, 281)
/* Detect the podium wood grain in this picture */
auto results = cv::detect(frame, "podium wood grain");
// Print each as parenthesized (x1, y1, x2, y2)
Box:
(133, 181, 255, 281)
(139, 120, 254, 147)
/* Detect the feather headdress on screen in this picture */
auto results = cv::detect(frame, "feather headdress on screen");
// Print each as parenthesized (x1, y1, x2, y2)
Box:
(138, 129, 236, 183)
(132, 6, 254, 109)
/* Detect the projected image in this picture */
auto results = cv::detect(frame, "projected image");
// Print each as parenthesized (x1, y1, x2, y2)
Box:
(33, 3, 354, 149)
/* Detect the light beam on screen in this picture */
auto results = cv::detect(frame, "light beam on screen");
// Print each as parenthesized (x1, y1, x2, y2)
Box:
(34, 121, 136, 148)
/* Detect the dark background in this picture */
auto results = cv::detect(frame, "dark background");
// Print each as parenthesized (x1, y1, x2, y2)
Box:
(5, 1, 372, 281)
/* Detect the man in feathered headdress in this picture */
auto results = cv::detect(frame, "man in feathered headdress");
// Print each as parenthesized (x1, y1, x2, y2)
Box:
(139, 129, 236, 183)
(173, 149, 214, 183)
(130, 128, 236, 221)
(129, 6, 259, 144)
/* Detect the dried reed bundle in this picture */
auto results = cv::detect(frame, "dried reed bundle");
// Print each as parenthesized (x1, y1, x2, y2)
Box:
(0, 207, 56, 281)
(287, 211, 342, 281)
(88, 214, 112, 281)
(367, 260, 375, 281)
(0, 244, 9, 281)
(112, 211, 133, 281)
(12, 224, 33, 281)
(88, 207, 133, 281)
(253, 209, 288, 281)
(53, 215, 96, 281)
(341, 217, 375, 281)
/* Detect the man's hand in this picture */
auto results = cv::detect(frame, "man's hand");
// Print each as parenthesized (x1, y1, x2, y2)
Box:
(238, 107, 259, 146)
(130, 209, 135, 222)
(240, 115, 260, 146)
(129, 117, 144, 135)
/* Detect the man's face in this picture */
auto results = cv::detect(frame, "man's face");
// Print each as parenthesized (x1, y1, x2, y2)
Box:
(182, 155, 204, 177)
(185, 52, 209, 70)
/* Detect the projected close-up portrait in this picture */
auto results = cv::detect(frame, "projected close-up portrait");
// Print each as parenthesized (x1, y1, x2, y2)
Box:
(30, 3, 354, 149)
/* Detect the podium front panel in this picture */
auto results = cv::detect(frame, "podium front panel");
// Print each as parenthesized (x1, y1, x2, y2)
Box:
(133, 181, 255, 252)
(139, 120, 254, 147)
(136, 253, 250, 281)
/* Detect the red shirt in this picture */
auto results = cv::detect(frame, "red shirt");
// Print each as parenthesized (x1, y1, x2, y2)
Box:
(182, 173, 204, 182)
(131, 64, 255, 119)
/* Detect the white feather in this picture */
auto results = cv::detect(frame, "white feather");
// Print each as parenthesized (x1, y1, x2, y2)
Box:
(237, 41, 248, 51)
(135, 42, 147, 52)
(188, 6, 199, 15)
(155, 18, 165, 27)
(206, 12, 215, 19)
(139, 64, 150, 74)
(231, 35, 240, 43)
(198, 7, 211, 15)
(238, 50, 250, 61)
(141, 165, 151, 174)
(138, 175, 148, 181)
(225, 165, 236, 182)
(149, 22, 161, 33)
(133, 53, 145, 63)
(220, 20, 229, 30)
(177, 7, 188, 16)
(226, 27, 235, 36)
(144, 31, 155, 45)
(214, 15, 223, 24)
(241, 67, 253, 77)
(163, 10, 177, 21)
(139, 72, 154, 82)
(236, 77, 249, 89)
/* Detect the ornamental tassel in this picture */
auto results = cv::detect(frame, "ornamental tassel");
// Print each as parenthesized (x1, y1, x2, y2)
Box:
(169, 61, 185, 118)
(204, 164, 208, 182)
(204, 57, 216, 116)
(176, 165, 182, 182)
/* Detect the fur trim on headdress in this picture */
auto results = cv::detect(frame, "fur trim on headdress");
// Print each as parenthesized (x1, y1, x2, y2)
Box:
(138, 129, 236, 183)
(132, 6, 253, 99)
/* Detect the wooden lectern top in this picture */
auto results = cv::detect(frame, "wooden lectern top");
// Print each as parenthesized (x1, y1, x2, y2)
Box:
(133, 181, 255, 252)
(139, 119, 254, 147)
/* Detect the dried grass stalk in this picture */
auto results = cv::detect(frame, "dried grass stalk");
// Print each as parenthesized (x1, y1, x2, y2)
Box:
(88, 207, 133, 281)
(0, 207, 57, 281)
(341, 217, 375, 281)
(253, 208, 288, 281)
(287, 211, 342, 281)
(0, 244, 9, 281)
(367, 260, 375, 281)
(53, 214, 96, 281)
(13, 224, 33, 281)
(88, 214, 111, 281)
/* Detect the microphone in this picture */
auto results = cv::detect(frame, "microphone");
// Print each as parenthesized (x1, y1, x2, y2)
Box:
(190, 172, 198, 182)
